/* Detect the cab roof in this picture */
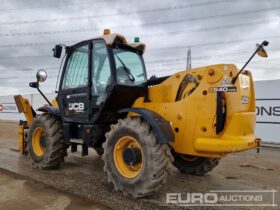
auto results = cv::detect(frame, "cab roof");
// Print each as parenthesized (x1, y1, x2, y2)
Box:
(78, 33, 146, 54)
(100, 33, 145, 54)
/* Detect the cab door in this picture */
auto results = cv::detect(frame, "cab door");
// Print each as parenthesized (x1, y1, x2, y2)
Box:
(57, 41, 91, 123)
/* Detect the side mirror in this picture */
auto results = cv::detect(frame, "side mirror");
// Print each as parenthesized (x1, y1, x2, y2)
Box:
(256, 44, 268, 57)
(53, 45, 62, 58)
(29, 69, 47, 88)
(231, 40, 269, 84)
(36, 69, 47, 82)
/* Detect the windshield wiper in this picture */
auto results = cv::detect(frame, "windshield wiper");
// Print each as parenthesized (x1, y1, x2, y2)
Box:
(115, 54, 135, 82)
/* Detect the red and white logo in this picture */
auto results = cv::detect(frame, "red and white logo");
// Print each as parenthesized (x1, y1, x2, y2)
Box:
(0, 105, 3, 112)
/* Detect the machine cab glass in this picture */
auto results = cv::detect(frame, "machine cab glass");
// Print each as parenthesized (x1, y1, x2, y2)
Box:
(92, 41, 112, 105)
(113, 45, 147, 86)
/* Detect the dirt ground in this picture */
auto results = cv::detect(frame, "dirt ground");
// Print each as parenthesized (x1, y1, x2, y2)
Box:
(0, 169, 109, 210)
(0, 120, 279, 210)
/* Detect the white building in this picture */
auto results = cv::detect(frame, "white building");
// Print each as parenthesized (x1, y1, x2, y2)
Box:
(255, 80, 280, 144)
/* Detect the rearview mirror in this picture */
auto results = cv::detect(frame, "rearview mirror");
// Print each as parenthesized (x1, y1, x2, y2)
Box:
(36, 69, 47, 82)
(231, 40, 269, 84)
(53, 45, 62, 58)
(256, 44, 268, 57)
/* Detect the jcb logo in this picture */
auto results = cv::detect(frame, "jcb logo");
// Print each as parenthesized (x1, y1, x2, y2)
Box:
(69, 103, 84, 112)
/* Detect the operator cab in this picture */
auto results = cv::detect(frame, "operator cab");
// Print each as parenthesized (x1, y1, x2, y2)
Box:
(55, 30, 148, 124)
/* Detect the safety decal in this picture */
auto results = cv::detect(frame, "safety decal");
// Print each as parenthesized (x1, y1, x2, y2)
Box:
(241, 96, 249, 104)
(220, 76, 230, 87)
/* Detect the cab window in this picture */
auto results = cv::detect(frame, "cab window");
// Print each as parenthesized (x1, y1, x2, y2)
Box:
(113, 48, 147, 86)
(62, 45, 88, 89)
(92, 41, 112, 105)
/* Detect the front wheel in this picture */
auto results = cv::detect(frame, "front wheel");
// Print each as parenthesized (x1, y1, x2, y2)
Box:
(102, 117, 173, 198)
(27, 114, 67, 169)
(172, 152, 220, 176)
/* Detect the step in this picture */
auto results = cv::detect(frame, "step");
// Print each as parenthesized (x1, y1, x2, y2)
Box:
(69, 138, 84, 144)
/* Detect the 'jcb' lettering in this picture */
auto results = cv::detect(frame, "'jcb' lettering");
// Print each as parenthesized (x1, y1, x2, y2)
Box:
(69, 103, 84, 111)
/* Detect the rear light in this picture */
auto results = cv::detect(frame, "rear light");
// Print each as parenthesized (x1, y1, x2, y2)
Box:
(216, 91, 227, 134)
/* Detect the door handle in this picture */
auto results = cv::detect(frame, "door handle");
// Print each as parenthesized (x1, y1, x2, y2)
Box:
(69, 92, 88, 98)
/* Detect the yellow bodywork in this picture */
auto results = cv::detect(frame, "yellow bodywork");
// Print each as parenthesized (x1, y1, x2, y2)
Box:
(18, 124, 26, 154)
(51, 98, 59, 107)
(130, 64, 259, 158)
(14, 95, 34, 154)
(14, 95, 34, 126)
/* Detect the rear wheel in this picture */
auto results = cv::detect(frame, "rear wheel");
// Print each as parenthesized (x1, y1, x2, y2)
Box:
(172, 152, 220, 175)
(102, 117, 173, 198)
(27, 114, 67, 169)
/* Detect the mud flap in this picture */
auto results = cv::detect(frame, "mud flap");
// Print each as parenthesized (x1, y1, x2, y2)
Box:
(119, 107, 175, 143)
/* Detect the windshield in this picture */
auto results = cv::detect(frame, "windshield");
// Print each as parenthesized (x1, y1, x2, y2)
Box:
(113, 47, 147, 86)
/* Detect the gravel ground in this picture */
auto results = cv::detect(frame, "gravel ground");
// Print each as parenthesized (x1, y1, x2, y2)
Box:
(0, 120, 279, 210)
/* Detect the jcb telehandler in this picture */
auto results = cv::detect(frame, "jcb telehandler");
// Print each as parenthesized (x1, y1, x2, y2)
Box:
(14, 29, 268, 198)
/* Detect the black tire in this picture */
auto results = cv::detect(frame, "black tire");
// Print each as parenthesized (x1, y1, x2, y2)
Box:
(27, 113, 67, 169)
(102, 117, 173, 198)
(172, 152, 220, 176)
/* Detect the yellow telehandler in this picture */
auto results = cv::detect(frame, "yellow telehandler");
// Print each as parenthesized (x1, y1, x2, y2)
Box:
(14, 29, 268, 198)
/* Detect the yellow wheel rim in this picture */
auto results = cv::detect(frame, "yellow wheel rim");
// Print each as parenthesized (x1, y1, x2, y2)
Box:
(113, 136, 143, 179)
(32, 127, 46, 157)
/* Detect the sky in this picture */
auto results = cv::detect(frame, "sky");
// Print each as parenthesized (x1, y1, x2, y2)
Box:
(0, 0, 279, 96)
